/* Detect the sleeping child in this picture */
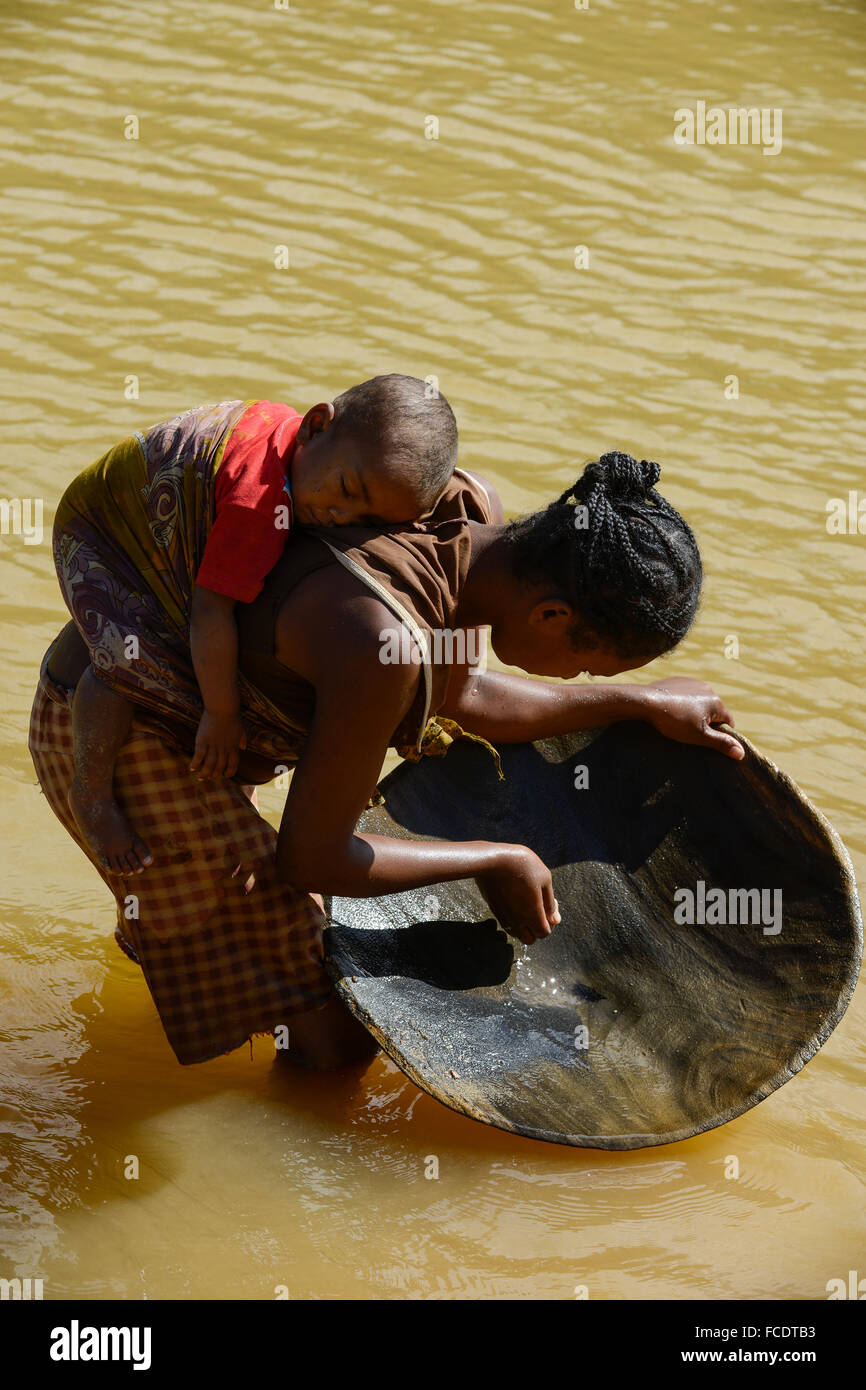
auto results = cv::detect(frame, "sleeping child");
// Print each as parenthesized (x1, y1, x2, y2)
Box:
(53, 373, 458, 874)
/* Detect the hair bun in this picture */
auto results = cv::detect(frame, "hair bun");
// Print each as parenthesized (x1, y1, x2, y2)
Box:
(592, 450, 660, 500)
(570, 451, 662, 510)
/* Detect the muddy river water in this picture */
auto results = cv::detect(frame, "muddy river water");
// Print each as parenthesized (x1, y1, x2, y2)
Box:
(0, 0, 863, 1298)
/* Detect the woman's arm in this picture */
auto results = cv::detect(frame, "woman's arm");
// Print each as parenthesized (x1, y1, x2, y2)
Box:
(272, 568, 558, 943)
(441, 664, 745, 760)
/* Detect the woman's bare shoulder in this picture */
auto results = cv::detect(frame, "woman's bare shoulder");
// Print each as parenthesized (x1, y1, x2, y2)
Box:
(273, 560, 416, 698)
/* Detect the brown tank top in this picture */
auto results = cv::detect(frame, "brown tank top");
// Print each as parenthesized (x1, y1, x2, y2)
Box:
(236, 468, 495, 762)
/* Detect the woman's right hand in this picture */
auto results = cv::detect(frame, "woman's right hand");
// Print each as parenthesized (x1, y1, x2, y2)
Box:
(476, 845, 560, 945)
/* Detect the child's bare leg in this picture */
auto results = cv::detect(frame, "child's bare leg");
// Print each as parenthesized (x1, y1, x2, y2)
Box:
(67, 667, 153, 875)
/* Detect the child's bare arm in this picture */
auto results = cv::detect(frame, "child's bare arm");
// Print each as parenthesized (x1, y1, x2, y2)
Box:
(189, 584, 245, 777)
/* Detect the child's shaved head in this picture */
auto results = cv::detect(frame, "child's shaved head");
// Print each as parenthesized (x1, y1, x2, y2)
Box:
(332, 373, 457, 510)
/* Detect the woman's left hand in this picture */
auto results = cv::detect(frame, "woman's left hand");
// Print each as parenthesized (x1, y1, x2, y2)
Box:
(644, 677, 745, 760)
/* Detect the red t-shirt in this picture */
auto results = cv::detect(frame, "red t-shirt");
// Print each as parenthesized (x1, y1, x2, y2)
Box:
(195, 401, 301, 603)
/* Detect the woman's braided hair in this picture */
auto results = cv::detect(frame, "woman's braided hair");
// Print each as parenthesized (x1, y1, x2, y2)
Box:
(504, 451, 702, 659)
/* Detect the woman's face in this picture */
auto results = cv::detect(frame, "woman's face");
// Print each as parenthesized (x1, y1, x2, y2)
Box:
(489, 599, 655, 681)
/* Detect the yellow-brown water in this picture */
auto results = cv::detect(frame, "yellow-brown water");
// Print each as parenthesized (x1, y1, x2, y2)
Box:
(1, 0, 864, 1299)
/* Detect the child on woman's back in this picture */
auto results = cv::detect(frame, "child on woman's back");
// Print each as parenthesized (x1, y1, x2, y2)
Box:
(54, 374, 458, 874)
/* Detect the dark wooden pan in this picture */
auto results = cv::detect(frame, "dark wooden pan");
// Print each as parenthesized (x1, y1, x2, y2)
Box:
(325, 723, 862, 1149)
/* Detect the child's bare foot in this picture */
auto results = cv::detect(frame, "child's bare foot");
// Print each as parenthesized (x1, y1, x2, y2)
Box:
(68, 781, 153, 875)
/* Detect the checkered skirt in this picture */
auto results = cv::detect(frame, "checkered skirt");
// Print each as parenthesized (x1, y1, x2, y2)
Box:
(28, 662, 332, 1065)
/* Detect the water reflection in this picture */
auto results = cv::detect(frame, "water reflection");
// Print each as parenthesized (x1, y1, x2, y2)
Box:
(0, 0, 863, 1299)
